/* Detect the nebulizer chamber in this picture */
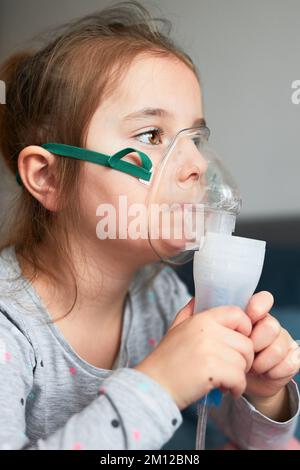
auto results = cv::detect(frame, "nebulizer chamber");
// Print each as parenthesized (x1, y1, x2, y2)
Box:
(193, 144, 266, 314)
(192, 145, 266, 450)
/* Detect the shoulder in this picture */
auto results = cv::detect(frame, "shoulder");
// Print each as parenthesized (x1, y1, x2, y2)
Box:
(152, 265, 192, 312)
(0, 245, 23, 296)
(0, 245, 37, 369)
(131, 263, 192, 334)
(0, 304, 37, 374)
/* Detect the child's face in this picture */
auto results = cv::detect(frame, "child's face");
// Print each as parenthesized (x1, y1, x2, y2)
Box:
(80, 54, 205, 265)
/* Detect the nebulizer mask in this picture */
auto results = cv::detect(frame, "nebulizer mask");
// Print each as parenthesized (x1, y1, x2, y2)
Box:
(137, 124, 266, 450)
(16, 125, 266, 449)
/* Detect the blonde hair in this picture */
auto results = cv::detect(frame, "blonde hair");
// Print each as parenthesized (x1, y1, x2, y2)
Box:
(0, 0, 200, 322)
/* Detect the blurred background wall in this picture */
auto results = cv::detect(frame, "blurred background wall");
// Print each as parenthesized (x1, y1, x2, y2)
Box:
(0, 0, 300, 221)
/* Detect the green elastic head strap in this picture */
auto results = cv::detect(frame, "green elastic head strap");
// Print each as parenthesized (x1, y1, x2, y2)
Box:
(15, 143, 153, 186)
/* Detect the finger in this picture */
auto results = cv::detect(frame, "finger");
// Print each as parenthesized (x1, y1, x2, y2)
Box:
(251, 329, 291, 374)
(245, 291, 274, 325)
(218, 327, 254, 372)
(211, 363, 247, 399)
(205, 305, 252, 337)
(265, 341, 300, 380)
(250, 314, 281, 353)
(216, 345, 248, 373)
(169, 297, 195, 330)
(221, 365, 247, 399)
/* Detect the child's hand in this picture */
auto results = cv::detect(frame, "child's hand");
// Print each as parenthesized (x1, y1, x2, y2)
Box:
(243, 291, 300, 419)
(134, 299, 254, 411)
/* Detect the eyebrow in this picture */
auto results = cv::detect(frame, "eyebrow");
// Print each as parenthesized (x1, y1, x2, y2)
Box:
(122, 107, 206, 127)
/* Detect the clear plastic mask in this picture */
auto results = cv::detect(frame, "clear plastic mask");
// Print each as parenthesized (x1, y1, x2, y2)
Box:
(145, 126, 242, 265)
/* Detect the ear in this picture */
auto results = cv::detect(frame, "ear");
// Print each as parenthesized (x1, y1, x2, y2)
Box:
(17, 145, 62, 211)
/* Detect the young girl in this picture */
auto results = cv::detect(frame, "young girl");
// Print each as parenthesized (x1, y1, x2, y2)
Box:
(0, 1, 299, 450)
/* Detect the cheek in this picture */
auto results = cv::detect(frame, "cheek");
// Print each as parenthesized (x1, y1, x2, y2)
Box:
(79, 164, 149, 238)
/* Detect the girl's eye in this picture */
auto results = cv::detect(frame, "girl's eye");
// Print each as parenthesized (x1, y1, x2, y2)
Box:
(134, 128, 164, 146)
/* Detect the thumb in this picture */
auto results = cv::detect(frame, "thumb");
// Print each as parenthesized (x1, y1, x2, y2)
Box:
(169, 297, 195, 331)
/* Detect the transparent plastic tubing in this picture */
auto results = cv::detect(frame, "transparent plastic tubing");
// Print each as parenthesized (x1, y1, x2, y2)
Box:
(193, 232, 266, 449)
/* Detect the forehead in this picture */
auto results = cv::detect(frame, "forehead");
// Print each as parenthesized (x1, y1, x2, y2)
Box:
(102, 54, 203, 123)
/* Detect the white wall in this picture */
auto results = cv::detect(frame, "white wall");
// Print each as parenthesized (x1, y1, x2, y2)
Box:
(0, 0, 299, 219)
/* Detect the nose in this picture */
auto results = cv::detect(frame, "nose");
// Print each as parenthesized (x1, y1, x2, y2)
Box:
(176, 143, 208, 188)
